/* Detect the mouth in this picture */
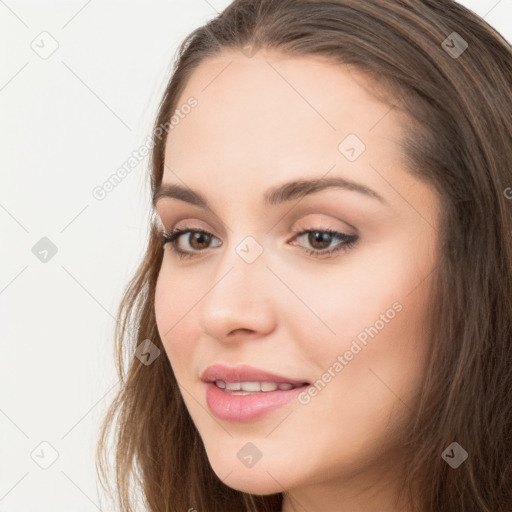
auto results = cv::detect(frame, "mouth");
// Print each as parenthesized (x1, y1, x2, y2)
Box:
(212, 380, 308, 395)
(201, 363, 309, 387)
(201, 364, 311, 422)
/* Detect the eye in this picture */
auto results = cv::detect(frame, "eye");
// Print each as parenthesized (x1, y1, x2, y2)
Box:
(161, 226, 358, 260)
(161, 228, 221, 259)
(291, 228, 358, 258)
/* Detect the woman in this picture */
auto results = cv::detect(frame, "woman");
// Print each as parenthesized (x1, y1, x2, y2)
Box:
(96, 1, 512, 511)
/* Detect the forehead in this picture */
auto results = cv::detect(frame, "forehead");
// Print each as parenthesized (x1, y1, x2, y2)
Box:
(163, 49, 408, 197)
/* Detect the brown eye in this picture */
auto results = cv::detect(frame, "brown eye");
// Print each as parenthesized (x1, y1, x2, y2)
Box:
(291, 228, 358, 258)
(162, 228, 222, 259)
(187, 231, 213, 250)
(307, 231, 334, 250)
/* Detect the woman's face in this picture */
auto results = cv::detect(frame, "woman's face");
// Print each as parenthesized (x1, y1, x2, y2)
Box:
(154, 50, 439, 509)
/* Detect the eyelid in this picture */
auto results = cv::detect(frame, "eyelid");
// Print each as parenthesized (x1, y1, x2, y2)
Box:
(163, 217, 353, 243)
(293, 219, 355, 237)
(156, 209, 227, 240)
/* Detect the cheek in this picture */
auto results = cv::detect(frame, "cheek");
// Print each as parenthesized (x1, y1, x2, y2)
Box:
(274, 247, 434, 477)
(291, 244, 430, 340)
(154, 264, 199, 376)
(293, 237, 435, 406)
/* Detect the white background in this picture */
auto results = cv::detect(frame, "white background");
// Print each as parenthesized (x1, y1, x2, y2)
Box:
(1, 1, 511, 510)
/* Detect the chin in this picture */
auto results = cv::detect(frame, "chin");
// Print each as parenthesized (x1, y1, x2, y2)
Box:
(218, 467, 286, 496)
(205, 448, 292, 495)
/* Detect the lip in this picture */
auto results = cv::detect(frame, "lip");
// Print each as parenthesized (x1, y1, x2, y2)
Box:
(201, 364, 310, 422)
(201, 363, 308, 386)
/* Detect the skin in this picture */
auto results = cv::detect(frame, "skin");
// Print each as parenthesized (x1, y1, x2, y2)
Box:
(154, 49, 439, 512)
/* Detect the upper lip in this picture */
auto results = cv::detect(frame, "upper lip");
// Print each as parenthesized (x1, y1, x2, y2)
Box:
(201, 364, 309, 385)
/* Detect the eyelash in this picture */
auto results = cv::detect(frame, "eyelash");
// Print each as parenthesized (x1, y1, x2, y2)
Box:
(160, 226, 358, 260)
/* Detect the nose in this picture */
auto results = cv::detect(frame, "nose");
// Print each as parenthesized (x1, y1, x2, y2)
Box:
(197, 244, 277, 343)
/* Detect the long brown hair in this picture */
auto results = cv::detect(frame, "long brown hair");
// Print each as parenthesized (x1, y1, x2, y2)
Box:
(96, 1, 512, 511)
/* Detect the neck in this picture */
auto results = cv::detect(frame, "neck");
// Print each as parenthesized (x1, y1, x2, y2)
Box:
(280, 461, 419, 512)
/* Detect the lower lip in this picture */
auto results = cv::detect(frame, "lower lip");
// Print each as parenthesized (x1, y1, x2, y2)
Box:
(205, 382, 307, 422)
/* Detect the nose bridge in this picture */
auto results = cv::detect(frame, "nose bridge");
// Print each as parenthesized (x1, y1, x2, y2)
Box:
(212, 213, 270, 290)
(197, 233, 276, 339)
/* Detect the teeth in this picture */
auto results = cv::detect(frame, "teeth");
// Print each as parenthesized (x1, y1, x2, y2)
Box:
(261, 382, 278, 392)
(239, 381, 260, 392)
(214, 380, 297, 392)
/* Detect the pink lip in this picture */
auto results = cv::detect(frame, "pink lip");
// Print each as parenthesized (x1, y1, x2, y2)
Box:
(201, 363, 308, 385)
(201, 364, 310, 422)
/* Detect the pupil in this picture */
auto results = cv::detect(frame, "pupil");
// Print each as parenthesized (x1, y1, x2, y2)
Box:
(191, 232, 210, 249)
(310, 231, 332, 249)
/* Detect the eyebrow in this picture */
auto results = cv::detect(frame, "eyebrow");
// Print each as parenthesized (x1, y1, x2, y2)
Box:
(152, 176, 387, 210)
